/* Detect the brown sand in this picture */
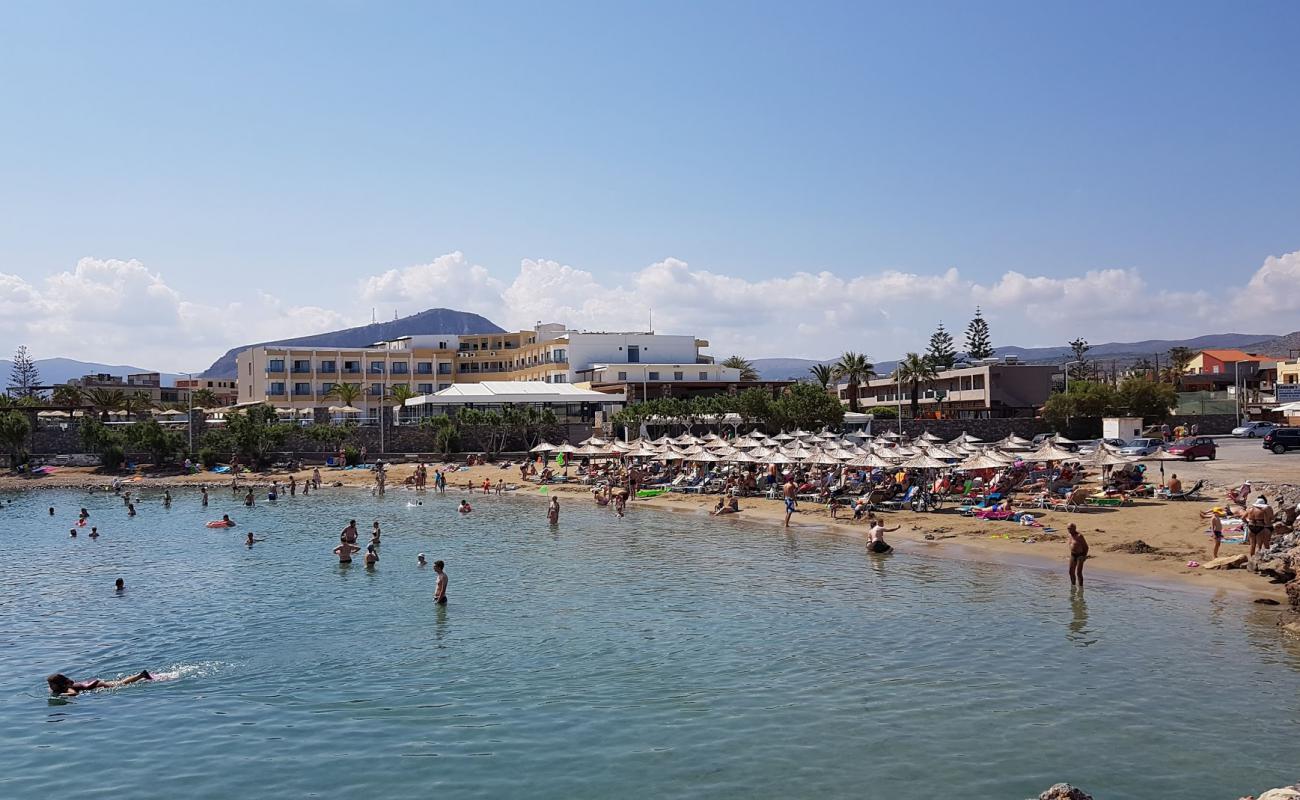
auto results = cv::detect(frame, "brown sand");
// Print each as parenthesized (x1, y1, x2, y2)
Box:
(3, 461, 1286, 601)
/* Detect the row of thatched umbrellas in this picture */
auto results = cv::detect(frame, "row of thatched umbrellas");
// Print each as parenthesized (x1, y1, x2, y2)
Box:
(529, 429, 1184, 473)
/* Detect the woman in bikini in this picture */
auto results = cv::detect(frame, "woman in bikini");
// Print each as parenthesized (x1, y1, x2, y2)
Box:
(48, 670, 153, 696)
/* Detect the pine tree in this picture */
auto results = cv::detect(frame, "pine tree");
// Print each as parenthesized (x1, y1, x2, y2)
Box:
(926, 323, 956, 368)
(964, 308, 994, 360)
(9, 345, 41, 399)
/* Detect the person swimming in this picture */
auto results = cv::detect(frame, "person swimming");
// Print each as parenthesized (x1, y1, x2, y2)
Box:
(364, 544, 379, 567)
(459, 500, 472, 514)
(48, 670, 153, 696)
(115, 578, 125, 592)
(417, 553, 427, 567)
(69, 528, 77, 537)
(89, 527, 99, 539)
(245, 532, 265, 547)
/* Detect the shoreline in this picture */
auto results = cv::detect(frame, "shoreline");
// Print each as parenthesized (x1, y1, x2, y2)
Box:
(4, 463, 1293, 607)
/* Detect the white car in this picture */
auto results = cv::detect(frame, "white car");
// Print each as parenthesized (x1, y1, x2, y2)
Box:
(1233, 421, 1278, 438)
(1118, 438, 1163, 457)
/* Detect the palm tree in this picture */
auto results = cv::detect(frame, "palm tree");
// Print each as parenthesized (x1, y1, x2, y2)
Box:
(121, 392, 156, 421)
(893, 353, 938, 419)
(83, 388, 128, 421)
(721, 355, 759, 382)
(190, 388, 219, 409)
(327, 382, 363, 408)
(831, 351, 876, 413)
(808, 363, 834, 389)
(387, 384, 417, 424)
(0, 409, 31, 468)
(52, 385, 83, 409)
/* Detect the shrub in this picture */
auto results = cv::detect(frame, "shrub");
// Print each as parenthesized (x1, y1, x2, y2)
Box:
(343, 445, 361, 466)
(100, 443, 125, 471)
(866, 406, 898, 419)
(197, 446, 220, 469)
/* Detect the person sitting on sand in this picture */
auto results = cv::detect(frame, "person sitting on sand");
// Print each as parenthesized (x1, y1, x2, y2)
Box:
(712, 496, 740, 516)
(1167, 474, 1183, 494)
(48, 670, 153, 696)
(459, 500, 473, 514)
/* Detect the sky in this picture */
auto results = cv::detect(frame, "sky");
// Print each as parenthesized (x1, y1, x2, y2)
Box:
(1, 0, 1298, 372)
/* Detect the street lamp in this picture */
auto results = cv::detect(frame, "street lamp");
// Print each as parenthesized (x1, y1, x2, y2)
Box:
(1061, 361, 1081, 393)
(895, 370, 903, 434)
(1234, 360, 1244, 426)
(184, 372, 194, 455)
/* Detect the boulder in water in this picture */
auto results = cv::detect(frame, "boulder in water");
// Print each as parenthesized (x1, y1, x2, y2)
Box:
(1039, 784, 1093, 800)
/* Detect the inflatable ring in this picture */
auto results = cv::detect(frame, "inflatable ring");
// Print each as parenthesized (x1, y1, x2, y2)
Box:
(206, 521, 234, 528)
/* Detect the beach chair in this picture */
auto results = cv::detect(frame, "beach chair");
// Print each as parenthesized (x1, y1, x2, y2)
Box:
(878, 486, 917, 511)
(1168, 479, 1205, 501)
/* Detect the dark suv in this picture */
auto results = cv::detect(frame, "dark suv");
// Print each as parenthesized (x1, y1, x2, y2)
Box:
(1262, 428, 1300, 454)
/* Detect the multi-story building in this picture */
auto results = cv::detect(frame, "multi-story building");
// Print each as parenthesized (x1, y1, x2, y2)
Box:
(574, 362, 792, 402)
(1180, 348, 1281, 402)
(235, 335, 460, 420)
(840, 361, 1058, 419)
(67, 372, 185, 405)
(174, 377, 239, 407)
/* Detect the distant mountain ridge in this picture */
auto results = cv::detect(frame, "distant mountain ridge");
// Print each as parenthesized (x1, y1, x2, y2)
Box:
(199, 308, 505, 377)
(0, 357, 184, 387)
(751, 331, 1288, 381)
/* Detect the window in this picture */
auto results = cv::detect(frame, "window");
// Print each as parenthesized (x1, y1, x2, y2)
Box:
(321, 382, 336, 394)
(292, 359, 311, 373)
(269, 382, 286, 395)
(343, 361, 361, 373)
(553, 349, 566, 363)
(699, 371, 708, 380)
(648, 371, 660, 380)
(627, 345, 640, 363)
(553, 374, 567, 383)
(438, 341, 447, 349)
(294, 382, 311, 396)
(438, 383, 452, 391)
(267, 359, 285, 372)
(369, 362, 385, 374)
(674, 371, 684, 381)
(391, 362, 408, 374)
(416, 362, 433, 374)
(319, 360, 336, 373)
(618, 371, 627, 381)
(438, 363, 451, 374)
(973, 375, 985, 390)
(369, 383, 383, 396)
(418, 383, 433, 394)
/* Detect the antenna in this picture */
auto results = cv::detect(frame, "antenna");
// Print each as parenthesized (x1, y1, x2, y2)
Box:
(372, 308, 376, 324)
(649, 308, 653, 333)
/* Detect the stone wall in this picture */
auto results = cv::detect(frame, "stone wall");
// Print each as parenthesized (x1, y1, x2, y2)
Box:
(883, 417, 1052, 441)
(1167, 413, 1239, 435)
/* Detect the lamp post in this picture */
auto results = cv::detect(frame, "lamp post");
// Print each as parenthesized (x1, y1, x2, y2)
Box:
(184, 372, 194, 455)
(1234, 360, 1243, 426)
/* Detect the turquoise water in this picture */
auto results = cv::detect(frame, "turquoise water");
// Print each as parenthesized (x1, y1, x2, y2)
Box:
(1, 486, 1297, 799)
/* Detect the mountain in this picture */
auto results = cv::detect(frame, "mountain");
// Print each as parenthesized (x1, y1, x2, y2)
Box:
(200, 308, 505, 377)
(752, 331, 1286, 382)
(0, 357, 183, 387)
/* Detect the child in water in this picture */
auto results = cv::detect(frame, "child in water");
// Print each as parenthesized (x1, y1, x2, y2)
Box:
(459, 500, 473, 513)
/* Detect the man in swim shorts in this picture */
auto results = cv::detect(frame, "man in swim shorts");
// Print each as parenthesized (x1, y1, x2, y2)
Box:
(433, 560, 448, 605)
(1067, 523, 1089, 586)
(783, 478, 797, 527)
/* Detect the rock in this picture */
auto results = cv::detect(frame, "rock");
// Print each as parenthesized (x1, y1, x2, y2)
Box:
(1257, 786, 1300, 800)
(1282, 621, 1300, 637)
(1255, 597, 1281, 605)
(1288, 579, 1300, 612)
(1203, 554, 1248, 570)
(1106, 539, 1158, 554)
(1039, 784, 1093, 800)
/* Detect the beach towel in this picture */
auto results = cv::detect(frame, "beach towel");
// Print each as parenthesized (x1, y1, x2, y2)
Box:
(212, 465, 231, 474)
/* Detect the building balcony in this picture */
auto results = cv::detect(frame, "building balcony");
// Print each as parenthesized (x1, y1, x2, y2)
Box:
(291, 367, 312, 374)
(267, 390, 287, 398)
(265, 368, 286, 375)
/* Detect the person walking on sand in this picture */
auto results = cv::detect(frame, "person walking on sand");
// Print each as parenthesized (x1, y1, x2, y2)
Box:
(433, 560, 448, 605)
(1067, 523, 1089, 586)
(548, 496, 560, 525)
(783, 477, 797, 527)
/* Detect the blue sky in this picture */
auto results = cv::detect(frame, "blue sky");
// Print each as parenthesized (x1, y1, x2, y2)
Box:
(1, 1, 1298, 370)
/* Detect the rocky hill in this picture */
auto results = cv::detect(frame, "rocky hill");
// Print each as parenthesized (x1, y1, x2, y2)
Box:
(199, 308, 505, 377)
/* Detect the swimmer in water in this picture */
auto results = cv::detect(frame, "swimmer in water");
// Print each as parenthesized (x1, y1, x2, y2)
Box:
(69, 528, 77, 537)
(547, 496, 560, 525)
(244, 489, 255, 507)
(245, 532, 265, 547)
(417, 553, 427, 567)
(433, 560, 448, 605)
(334, 536, 360, 564)
(89, 527, 99, 539)
(115, 578, 125, 592)
(459, 500, 472, 514)
(49, 507, 55, 516)
(222, 514, 234, 527)
(127, 503, 136, 517)
(79, 507, 90, 521)
(201, 486, 208, 506)
(48, 670, 153, 696)
(364, 544, 379, 567)
(163, 490, 172, 508)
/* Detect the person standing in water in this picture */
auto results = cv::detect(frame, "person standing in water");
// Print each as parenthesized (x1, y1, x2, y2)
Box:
(341, 519, 358, 544)
(1066, 523, 1089, 586)
(433, 560, 448, 605)
(115, 578, 125, 593)
(782, 477, 797, 527)
(364, 544, 379, 567)
(547, 496, 560, 525)
(163, 490, 172, 508)
(334, 536, 360, 564)
(200, 486, 208, 507)
(868, 519, 898, 553)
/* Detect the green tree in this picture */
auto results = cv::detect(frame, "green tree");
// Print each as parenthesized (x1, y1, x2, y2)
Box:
(771, 382, 844, 431)
(83, 388, 127, 421)
(1042, 380, 1119, 430)
(1163, 346, 1196, 385)
(420, 415, 458, 454)
(121, 392, 155, 421)
(0, 409, 31, 467)
(1115, 378, 1177, 419)
(52, 385, 83, 408)
(808, 363, 834, 389)
(926, 323, 956, 368)
(225, 405, 291, 468)
(865, 405, 898, 420)
(125, 418, 184, 465)
(721, 355, 760, 382)
(9, 345, 41, 399)
(893, 353, 938, 419)
(80, 416, 126, 470)
(306, 422, 355, 451)
(190, 388, 219, 408)
(832, 352, 876, 413)
(964, 308, 994, 360)
(1067, 338, 1092, 381)
(326, 382, 363, 407)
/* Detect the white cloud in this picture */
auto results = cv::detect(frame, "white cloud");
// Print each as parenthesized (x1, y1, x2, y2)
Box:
(2, 250, 1295, 372)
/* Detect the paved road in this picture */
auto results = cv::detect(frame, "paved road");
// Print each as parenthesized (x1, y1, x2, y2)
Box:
(1153, 436, 1300, 491)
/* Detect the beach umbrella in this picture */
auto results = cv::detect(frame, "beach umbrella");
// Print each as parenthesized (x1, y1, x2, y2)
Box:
(1027, 441, 1078, 462)
(924, 445, 963, 460)
(730, 451, 762, 464)
(328, 405, 363, 414)
(772, 432, 795, 442)
(766, 452, 795, 465)
(783, 444, 815, 459)
(1050, 434, 1077, 445)
(919, 431, 943, 442)
(1140, 446, 1184, 481)
(555, 443, 581, 454)
(579, 436, 608, 447)
(1000, 434, 1033, 446)
(949, 431, 983, 445)
(850, 451, 895, 469)
(878, 430, 902, 440)
(687, 451, 722, 463)
(956, 452, 1009, 471)
(899, 453, 950, 469)
(702, 433, 720, 441)
(37, 410, 70, 417)
(529, 443, 556, 453)
(1086, 449, 1134, 468)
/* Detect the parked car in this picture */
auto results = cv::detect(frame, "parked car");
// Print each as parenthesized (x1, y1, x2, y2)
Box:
(1166, 436, 1217, 461)
(1118, 438, 1163, 457)
(1232, 421, 1278, 438)
(1262, 428, 1300, 454)
(1077, 438, 1126, 455)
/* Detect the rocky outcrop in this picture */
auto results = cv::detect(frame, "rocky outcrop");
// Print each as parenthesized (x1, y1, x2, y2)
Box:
(1239, 783, 1300, 799)
(1039, 785, 1093, 800)
(1205, 554, 1248, 570)
(1248, 528, 1300, 584)
(1287, 580, 1300, 613)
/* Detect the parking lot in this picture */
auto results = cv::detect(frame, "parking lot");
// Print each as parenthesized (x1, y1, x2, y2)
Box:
(1152, 436, 1300, 490)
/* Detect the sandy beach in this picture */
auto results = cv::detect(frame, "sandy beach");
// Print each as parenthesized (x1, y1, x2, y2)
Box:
(6, 457, 1293, 604)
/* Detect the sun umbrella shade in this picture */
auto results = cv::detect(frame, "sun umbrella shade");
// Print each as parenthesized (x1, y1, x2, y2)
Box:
(1027, 442, 1078, 461)
(328, 406, 363, 413)
(956, 453, 1009, 470)
(529, 442, 557, 453)
(899, 453, 951, 469)
(1086, 450, 1135, 467)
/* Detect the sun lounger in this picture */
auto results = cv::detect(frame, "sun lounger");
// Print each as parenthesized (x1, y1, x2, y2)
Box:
(1167, 479, 1205, 501)
(878, 486, 917, 511)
